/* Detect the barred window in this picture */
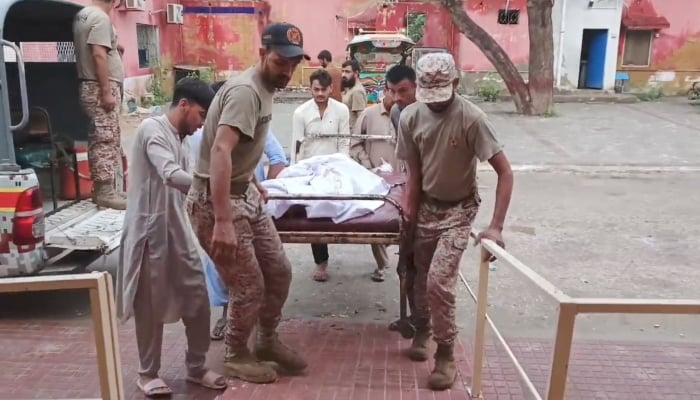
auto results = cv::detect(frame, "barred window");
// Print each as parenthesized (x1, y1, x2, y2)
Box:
(137, 24, 160, 68)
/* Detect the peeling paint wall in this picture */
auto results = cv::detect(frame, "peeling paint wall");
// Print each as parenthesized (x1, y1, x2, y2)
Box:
(181, 0, 529, 86)
(180, 1, 264, 72)
(617, 0, 700, 92)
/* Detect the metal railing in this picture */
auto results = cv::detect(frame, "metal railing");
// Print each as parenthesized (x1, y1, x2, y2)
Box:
(0, 272, 123, 399)
(464, 239, 700, 399)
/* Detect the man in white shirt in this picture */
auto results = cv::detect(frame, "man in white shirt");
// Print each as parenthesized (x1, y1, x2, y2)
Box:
(292, 68, 350, 282)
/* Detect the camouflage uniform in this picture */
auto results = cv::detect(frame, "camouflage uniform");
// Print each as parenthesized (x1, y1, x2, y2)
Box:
(72, 5, 126, 209)
(79, 80, 124, 184)
(186, 180, 291, 351)
(186, 22, 311, 384)
(412, 197, 479, 343)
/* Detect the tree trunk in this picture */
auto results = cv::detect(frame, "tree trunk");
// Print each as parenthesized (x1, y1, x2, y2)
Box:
(438, 0, 533, 115)
(527, 0, 555, 115)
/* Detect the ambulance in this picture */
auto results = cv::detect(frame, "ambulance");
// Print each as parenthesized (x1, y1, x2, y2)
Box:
(0, 0, 125, 277)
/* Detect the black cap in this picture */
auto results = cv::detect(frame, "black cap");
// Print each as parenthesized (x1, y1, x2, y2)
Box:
(261, 22, 310, 60)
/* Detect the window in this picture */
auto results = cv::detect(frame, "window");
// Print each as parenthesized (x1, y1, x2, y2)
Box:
(136, 24, 160, 68)
(622, 30, 653, 67)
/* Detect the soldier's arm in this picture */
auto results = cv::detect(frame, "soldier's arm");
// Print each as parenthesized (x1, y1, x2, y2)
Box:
(210, 86, 259, 222)
(468, 116, 512, 231)
(86, 15, 114, 98)
(395, 113, 421, 219)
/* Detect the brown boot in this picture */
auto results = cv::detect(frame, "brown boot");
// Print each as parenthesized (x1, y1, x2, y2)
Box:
(407, 327, 431, 362)
(255, 331, 308, 374)
(427, 344, 458, 391)
(223, 347, 277, 384)
(92, 181, 126, 210)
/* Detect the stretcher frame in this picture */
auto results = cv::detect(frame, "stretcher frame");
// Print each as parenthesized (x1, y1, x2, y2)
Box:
(268, 192, 406, 245)
(291, 131, 396, 166)
(268, 182, 415, 338)
(276, 131, 404, 245)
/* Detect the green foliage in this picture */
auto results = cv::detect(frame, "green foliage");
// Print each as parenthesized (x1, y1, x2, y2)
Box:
(186, 63, 217, 84)
(145, 62, 171, 107)
(635, 86, 664, 102)
(406, 13, 427, 44)
(476, 73, 502, 102)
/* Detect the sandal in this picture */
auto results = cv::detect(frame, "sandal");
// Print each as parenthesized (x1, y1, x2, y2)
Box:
(211, 317, 226, 341)
(187, 369, 227, 390)
(370, 268, 385, 282)
(136, 377, 172, 398)
(313, 267, 328, 282)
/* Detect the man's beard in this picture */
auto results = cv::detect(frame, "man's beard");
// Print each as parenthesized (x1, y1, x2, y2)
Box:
(341, 76, 356, 90)
(261, 66, 289, 89)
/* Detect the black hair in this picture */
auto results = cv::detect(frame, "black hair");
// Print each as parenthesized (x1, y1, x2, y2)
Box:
(386, 64, 416, 85)
(309, 69, 332, 88)
(171, 77, 215, 110)
(210, 80, 226, 93)
(317, 50, 332, 62)
(342, 59, 361, 73)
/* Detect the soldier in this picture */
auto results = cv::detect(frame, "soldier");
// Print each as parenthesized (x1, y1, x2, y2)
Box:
(396, 53, 514, 390)
(73, 0, 126, 209)
(186, 22, 309, 384)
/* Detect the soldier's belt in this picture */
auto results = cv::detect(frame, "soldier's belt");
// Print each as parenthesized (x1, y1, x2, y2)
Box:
(192, 176, 249, 196)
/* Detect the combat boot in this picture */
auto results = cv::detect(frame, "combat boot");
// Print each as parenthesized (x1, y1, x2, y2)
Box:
(255, 330, 308, 374)
(224, 346, 277, 383)
(427, 344, 457, 391)
(93, 181, 126, 210)
(407, 326, 431, 362)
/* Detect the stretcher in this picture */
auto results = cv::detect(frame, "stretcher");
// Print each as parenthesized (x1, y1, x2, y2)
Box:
(270, 172, 406, 245)
(268, 172, 417, 339)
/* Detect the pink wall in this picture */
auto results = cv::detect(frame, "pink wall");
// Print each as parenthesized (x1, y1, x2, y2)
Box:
(639, 0, 700, 70)
(266, 0, 354, 65)
(265, 0, 531, 72)
(617, 0, 700, 89)
(457, 0, 530, 71)
(179, 1, 268, 71)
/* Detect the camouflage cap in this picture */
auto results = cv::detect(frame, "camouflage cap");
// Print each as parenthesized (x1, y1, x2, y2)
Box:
(415, 53, 458, 103)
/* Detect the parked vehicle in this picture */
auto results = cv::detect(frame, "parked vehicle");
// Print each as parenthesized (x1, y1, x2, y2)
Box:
(346, 31, 415, 104)
(409, 46, 448, 70)
(346, 31, 450, 104)
(0, 0, 125, 278)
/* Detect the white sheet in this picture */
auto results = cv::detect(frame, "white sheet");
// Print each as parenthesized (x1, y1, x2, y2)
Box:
(261, 153, 391, 223)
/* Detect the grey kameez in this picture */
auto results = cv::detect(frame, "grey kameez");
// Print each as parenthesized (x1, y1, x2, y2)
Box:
(116, 114, 210, 378)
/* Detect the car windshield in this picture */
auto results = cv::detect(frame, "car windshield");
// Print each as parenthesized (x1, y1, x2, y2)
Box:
(351, 44, 404, 71)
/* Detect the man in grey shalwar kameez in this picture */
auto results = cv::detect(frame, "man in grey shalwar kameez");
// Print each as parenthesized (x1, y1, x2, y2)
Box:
(116, 77, 227, 397)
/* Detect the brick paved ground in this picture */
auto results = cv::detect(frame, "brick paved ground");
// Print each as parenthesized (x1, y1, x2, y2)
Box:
(0, 317, 698, 400)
